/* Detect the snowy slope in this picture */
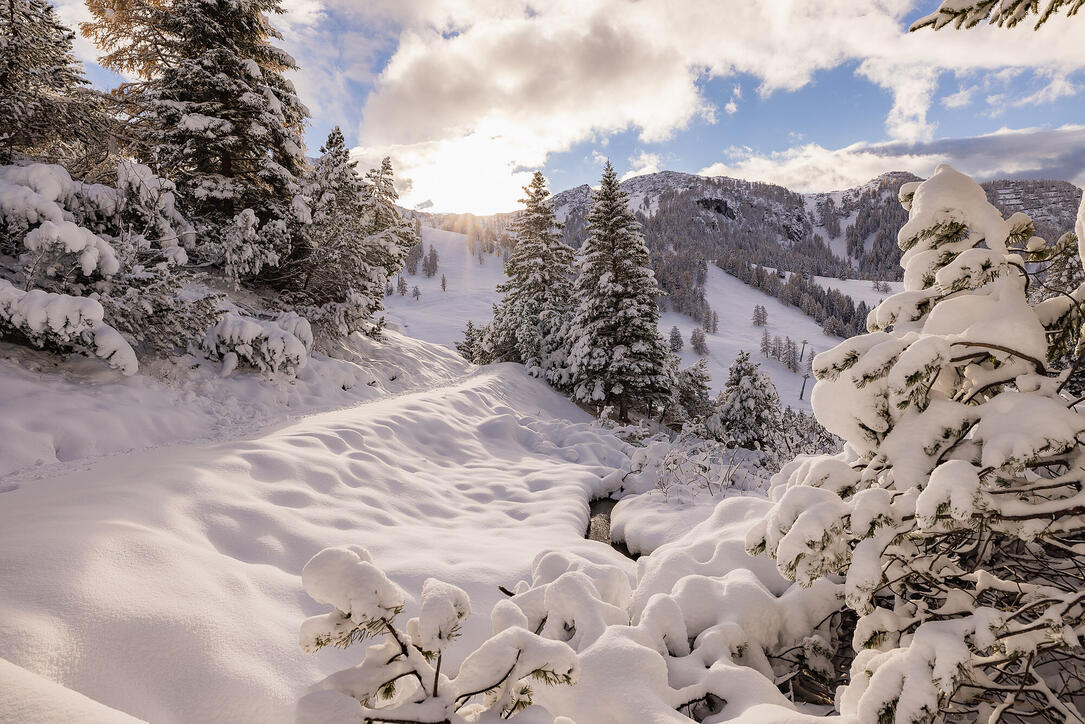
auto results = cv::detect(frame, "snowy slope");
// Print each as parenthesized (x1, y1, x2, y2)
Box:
(0, 329, 470, 478)
(383, 227, 506, 347)
(667, 265, 840, 410)
(388, 226, 843, 409)
(812, 274, 902, 308)
(0, 361, 633, 723)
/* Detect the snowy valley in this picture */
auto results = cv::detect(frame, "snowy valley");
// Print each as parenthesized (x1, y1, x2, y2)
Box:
(4, 0, 1085, 723)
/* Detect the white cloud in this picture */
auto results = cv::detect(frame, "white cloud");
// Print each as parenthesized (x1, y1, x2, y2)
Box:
(725, 99, 738, 115)
(698, 125, 1085, 192)
(56, 0, 1085, 212)
(942, 85, 977, 108)
(1015, 71, 1078, 106)
(620, 151, 663, 182)
(344, 0, 1085, 210)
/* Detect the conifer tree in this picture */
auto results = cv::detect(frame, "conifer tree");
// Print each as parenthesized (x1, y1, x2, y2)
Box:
(751, 166, 1085, 721)
(456, 320, 480, 363)
(707, 350, 780, 449)
(484, 171, 573, 380)
(423, 244, 439, 277)
(676, 358, 713, 422)
(566, 161, 669, 421)
(84, 0, 309, 282)
(1, 0, 104, 163)
(669, 325, 684, 353)
(289, 130, 414, 341)
(783, 337, 798, 372)
(911, 0, 1081, 30)
(760, 328, 771, 357)
(441, 273, 447, 291)
(690, 327, 708, 355)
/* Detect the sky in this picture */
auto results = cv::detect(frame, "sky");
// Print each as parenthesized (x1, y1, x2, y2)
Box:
(58, 0, 1085, 214)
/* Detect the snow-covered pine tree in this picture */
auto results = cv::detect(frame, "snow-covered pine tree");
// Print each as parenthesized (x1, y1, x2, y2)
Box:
(676, 358, 713, 423)
(783, 337, 798, 372)
(749, 165, 1085, 722)
(669, 325, 684, 353)
(411, 285, 420, 301)
(707, 350, 780, 449)
(404, 241, 422, 275)
(566, 161, 669, 420)
(298, 546, 577, 722)
(760, 328, 771, 357)
(690, 327, 708, 355)
(85, 0, 310, 284)
(397, 276, 407, 296)
(485, 171, 573, 381)
(0, 0, 104, 164)
(911, 0, 1082, 30)
(422, 245, 438, 277)
(440, 273, 446, 292)
(456, 320, 480, 363)
(358, 157, 417, 280)
(288, 129, 411, 342)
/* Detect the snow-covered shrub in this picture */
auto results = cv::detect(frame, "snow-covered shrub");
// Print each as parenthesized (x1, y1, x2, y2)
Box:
(201, 312, 309, 376)
(22, 219, 120, 285)
(500, 547, 842, 721)
(99, 270, 223, 356)
(217, 209, 279, 290)
(0, 161, 220, 361)
(654, 432, 762, 502)
(298, 546, 578, 723)
(273, 311, 313, 354)
(0, 278, 137, 374)
(748, 165, 1085, 721)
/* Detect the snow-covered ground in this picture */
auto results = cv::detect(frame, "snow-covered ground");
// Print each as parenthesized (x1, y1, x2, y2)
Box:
(0, 224, 870, 723)
(387, 226, 854, 410)
(0, 333, 636, 722)
(0, 319, 826, 724)
(0, 329, 470, 479)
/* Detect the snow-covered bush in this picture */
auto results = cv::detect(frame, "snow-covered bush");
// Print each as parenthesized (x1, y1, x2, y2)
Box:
(99, 270, 223, 356)
(0, 161, 219, 360)
(0, 278, 137, 374)
(201, 312, 309, 376)
(748, 165, 1085, 721)
(298, 546, 578, 723)
(655, 432, 761, 502)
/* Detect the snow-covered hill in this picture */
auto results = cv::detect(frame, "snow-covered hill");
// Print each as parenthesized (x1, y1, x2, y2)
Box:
(383, 227, 506, 347)
(386, 226, 849, 410)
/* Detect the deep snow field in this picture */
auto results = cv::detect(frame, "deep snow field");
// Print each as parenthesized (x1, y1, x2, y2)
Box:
(0, 225, 865, 723)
